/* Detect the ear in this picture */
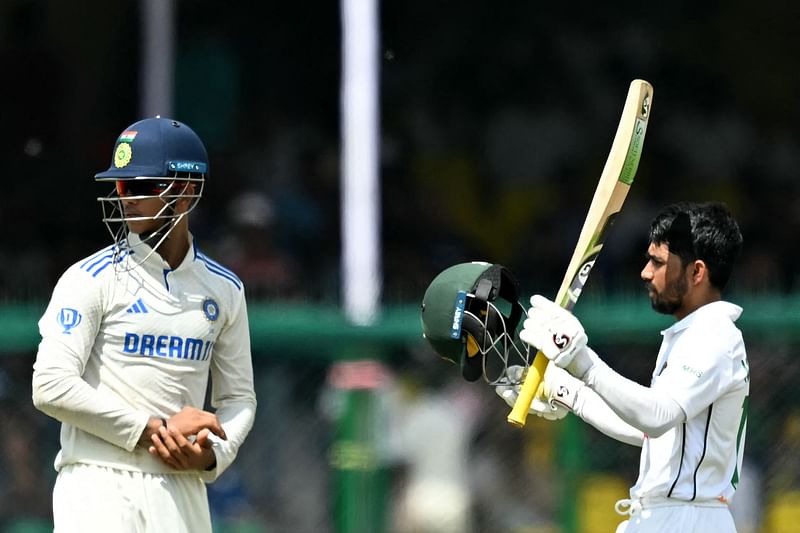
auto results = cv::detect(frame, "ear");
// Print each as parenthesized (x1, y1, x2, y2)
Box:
(180, 181, 197, 196)
(690, 259, 708, 286)
(174, 182, 197, 211)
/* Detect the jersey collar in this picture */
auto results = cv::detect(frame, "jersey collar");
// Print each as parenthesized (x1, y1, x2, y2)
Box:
(661, 300, 743, 337)
(127, 231, 197, 271)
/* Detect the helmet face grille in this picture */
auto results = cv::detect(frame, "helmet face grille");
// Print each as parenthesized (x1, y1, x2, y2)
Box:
(96, 175, 204, 270)
(92, 117, 209, 270)
(421, 262, 531, 384)
(461, 298, 531, 384)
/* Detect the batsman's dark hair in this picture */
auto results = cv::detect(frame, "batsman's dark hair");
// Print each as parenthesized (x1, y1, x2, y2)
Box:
(649, 201, 743, 290)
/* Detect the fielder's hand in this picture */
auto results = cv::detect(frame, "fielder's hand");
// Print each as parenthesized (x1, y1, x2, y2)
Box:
(166, 406, 227, 441)
(520, 295, 594, 378)
(496, 364, 584, 420)
(149, 426, 217, 471)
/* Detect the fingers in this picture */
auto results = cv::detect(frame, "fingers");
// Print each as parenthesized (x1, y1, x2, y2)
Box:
(530, 397, 559, 420)
(149, 431, 182, 469)
(531, 396, 568, 420)
(521, 294, 588, 368)
(506, 365, 526, 382)
(528, 295, 574, 330)
(207, 419, 227, 441)
(195, 428, 213, 449)
(534, 381, 546, 400)
(149, 426, 201, 470)
(167, 408, 227, 441)
(497, 387, 517, 407)
(529, 294, 563, 314)
(520, 317, 554, 357)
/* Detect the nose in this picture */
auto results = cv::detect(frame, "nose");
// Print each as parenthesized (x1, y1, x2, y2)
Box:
(120, 195, 140, 211)
(640, 262, 652, 281)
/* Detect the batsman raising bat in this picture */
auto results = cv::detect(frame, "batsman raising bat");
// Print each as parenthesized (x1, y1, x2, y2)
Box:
(420, 202, 749, 533)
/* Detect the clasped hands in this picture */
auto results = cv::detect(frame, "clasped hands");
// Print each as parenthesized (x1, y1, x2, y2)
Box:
(141, 406, 226, 471)
(495, 295, 595, 419)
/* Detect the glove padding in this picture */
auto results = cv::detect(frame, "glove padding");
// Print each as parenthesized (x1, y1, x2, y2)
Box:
(495, 364, 584, 421)
(520, 295, 592, 377)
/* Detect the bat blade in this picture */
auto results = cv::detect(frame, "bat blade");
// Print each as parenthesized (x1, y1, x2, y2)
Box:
(507, 79, 653, 427)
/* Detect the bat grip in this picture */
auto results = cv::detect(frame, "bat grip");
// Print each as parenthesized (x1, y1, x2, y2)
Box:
(507, 352, 549, 427)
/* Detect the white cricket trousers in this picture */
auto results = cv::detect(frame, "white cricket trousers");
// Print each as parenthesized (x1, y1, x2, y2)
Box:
(53, 463, 212, 533)
(615, 499, 736, 533)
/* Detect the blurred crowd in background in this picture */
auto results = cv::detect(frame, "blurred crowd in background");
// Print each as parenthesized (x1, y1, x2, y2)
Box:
(2, 1, 800, 303)
(2, 1, 800, 532)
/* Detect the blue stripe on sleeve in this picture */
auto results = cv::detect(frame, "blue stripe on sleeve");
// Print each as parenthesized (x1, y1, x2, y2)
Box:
(195, 251, 242, 290)
(80, 247, 129, 277)
(80, 245, 115, 269)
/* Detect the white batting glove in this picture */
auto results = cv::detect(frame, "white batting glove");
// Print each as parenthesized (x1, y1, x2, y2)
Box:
(539, 365, 584, 417)
(495, 365, 584, 420)
(519, 295, 593, 378)
(495, 365, 559, 419)
(495, 365, 527, 408)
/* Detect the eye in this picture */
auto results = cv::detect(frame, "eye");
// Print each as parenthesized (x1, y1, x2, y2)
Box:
(116, 180, 172, 196)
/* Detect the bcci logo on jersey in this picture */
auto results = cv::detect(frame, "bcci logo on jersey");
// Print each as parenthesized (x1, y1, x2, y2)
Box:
(202, 298, 219, 321)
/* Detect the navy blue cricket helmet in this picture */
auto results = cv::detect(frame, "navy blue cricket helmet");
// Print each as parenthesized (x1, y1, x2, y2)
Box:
(95, 117, 208, 264)
(95, 117, 208, 180)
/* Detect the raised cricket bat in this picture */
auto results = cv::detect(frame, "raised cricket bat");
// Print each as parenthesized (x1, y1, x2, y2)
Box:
(507, 79, 653, 427)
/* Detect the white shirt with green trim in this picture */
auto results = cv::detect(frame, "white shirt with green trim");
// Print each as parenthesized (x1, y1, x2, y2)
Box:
(631, 301, 749, 504)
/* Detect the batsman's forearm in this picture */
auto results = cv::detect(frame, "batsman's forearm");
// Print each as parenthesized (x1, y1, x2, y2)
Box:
(583, 351, 685, 437)
(573, 385, 644, 447)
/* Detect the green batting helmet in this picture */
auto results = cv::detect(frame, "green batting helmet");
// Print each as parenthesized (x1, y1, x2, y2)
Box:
(420, 262, 529, 382)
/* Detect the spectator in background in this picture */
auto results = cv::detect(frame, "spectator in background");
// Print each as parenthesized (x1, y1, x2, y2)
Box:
(0, 413, 53, 527)
(219, 191, 300, 299)
(0, 363, 52, 530)
(384, 347, 485, 533)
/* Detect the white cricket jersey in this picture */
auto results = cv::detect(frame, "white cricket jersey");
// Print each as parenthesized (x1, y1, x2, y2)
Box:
(32, 233, 257, 481)
(630, 301, 749, 504)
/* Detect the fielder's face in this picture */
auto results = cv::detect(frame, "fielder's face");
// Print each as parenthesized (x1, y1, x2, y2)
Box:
(120, 196, 168, 234)
(117, 180, 195, 235)
(641, 242, 689, 316)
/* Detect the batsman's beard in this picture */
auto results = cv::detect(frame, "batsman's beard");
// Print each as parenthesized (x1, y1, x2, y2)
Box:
(646, 272, 688, 315)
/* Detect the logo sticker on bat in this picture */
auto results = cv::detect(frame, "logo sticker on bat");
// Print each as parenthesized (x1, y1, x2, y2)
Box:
(567, 255, 598, 304)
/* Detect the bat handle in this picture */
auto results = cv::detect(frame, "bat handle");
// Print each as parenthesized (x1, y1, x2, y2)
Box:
(507, 352, 549, 427)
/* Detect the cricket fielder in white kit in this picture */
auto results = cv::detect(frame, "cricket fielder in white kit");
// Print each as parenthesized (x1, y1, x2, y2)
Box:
(498, 201, 748, 532)
(32, 117, 257, 533)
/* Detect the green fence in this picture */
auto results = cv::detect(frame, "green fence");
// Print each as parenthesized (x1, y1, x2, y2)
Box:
(7, 294, 800, 352)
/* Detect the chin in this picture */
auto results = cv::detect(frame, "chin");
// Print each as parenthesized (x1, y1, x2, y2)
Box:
(652, 299, 681, 316)
(127, 222, 154, 234)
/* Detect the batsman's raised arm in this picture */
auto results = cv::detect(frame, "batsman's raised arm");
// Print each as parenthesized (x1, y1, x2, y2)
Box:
(514, 202, 748, 533)
(496, 364, 645, 446)
(519, 295, 687, 437)
(508, 79, 654, 427)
